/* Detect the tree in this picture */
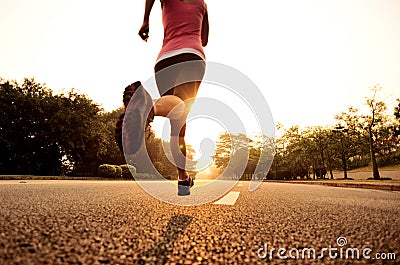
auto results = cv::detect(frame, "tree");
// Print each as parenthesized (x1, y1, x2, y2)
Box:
(213, 132, 275, 180)
(308, 126, 335, 179)
(334, 106, 370, 178)
(334, 86, 394, 179)
(277, 126, 313, 179)
(98, 108, 126, 164)
(0, 78, 108, 176)
(324, 132, 339, 179)
(148, 137, 181, 180)
(389, 99, 400, 163)
(395, 99, 400, 120)
(75, 108, 126, 175)
(361, 85, 387, 179)
(1, 78, 61, 175)
(394, 99, 400, 137)
(59, 90, 110, 176)
(332, 125, 350, 179)
(214, 132, 250, 172)
(251, 134, 275, 179)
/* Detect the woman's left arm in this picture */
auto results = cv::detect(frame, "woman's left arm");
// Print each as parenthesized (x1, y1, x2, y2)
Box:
(138, 0, 156, 41)
(201, 4, 209, 47)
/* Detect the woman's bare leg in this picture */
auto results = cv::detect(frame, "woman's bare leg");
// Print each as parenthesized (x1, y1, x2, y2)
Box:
(152, 95, 184, 118)
(169, 81, 201, 180)
(149, 81, 200, 180)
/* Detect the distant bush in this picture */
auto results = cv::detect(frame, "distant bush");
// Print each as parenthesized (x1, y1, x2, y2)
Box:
(98, 164, 137, 179)
(114, 165, 122, 178)
(98, 164, 117, 178)
(120, 164, 136, 179)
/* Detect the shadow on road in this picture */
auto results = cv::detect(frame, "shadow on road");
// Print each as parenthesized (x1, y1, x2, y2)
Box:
(135, 214, 193, 264)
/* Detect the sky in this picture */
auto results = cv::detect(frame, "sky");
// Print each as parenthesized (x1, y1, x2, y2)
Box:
(1, 0, 400, 148)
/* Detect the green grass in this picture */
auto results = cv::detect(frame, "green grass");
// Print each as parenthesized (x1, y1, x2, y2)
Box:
(348, 164, 400, 172)
(0, 175, 105, 180)
(285, 178, 400, 183)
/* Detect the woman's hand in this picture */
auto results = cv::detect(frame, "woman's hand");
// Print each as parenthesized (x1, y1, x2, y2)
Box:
(139, 0, 155, 42)
(139, 20, 150, 41)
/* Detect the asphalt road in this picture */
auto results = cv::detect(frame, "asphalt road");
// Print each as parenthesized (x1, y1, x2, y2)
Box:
(0, 181, 399, 265)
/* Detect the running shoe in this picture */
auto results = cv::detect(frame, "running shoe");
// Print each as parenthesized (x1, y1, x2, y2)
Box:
(115, 82, 154, 154)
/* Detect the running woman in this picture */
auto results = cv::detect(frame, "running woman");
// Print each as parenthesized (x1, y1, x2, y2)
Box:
(117, 0, 209, 196)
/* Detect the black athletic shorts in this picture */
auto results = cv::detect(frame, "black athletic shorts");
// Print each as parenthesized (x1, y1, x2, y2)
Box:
(154, 53, 206, 97)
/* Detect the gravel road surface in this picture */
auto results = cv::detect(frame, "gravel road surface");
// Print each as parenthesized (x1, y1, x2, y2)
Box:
(0, 180, 399, 264)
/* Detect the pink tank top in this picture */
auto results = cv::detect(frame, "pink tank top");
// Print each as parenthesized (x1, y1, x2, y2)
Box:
(158, 0, 206, 59)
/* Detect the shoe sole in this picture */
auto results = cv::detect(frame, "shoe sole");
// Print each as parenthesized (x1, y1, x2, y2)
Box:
(122, 86, 153, 154)
(123, 109, 143, 154)
(178, 185, 191, 196)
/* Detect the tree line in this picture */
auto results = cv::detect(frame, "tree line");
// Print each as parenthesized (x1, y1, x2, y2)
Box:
(213, 85, 400, 180)
(1, 79, 399, 180)
(0, 78, 124, 176)
(0, 78, 194, 178)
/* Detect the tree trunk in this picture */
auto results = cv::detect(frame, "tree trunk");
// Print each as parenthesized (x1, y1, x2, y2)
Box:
(342, 152, 348, 179)
(312, 161, 316, 180)
(327, 153, 334, 179)
(369, 127, 380, 179)
(317, 146, 325, 180)
(339, 137, 348, 179)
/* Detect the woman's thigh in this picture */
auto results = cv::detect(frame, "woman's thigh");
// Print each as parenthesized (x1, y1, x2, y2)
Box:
(154, 53, 205, 99)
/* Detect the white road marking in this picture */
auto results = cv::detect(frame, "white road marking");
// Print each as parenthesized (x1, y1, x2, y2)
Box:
(213, 191, 240, 205)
